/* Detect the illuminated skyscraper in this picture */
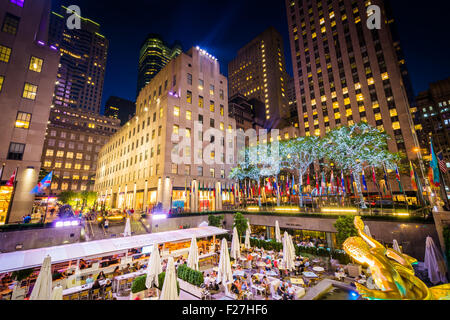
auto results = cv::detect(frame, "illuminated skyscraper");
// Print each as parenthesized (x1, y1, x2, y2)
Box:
(285, 0, 418, 167)
(228, 27, 290, 129)
(137, 34, 182, 97)
(49, 6, 108, 114)
(104, 96, 136, 125)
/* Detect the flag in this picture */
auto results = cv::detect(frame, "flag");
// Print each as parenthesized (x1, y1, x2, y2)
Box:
(361, 170, 368, 191)
(395, 166, 403, 193)
(350, 172, 355, 194)
(437, 151, 447, 173)
(315, 172, 319, 193)
(5, 169, 16, 187)
(429, 138, 441, 187)
(30, 171, 53, 194)
(383, 165, 390, 192)
(307, 171, 310, 185)
(341, 170, 346, 195)
(330, 171, 335, 193)
(410, 161, 418, 191)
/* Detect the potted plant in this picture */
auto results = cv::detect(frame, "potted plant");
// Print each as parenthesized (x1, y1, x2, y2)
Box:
(130, 275, 148, 300)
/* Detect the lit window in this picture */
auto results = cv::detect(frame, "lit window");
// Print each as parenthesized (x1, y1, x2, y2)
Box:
(173, 125, 179, 135)
(74, 164, 81, 170)
(66, 152, 73, 159)
(174, 106, 180, 117)
(171, 164, 178, 174)
(84, 165, 90, 170)
(46, 149, 54, 156)
(29, 56, 43, 73)
(65, 163, 72, 169)
(0, 75, 3, 91)
(209, 101, 215, 112)
(160, 107, 164, 118)
(186, 90, 192, 104)
(392, 122, 400, 130)
(210, 168, 215, 177)
(15, 111, 31, 129)
(73, 175, 79, 180)
(199, 96, 204, 108)
(0, 45, 11, 63)
(210, 84, 214, 96)
(76, 153, 83, 160)
(22, 83, 38, 100)
(186, 110, 191, 120)
(186, 128, 191, 138)
(44, 161, 51, 167)
(220, 122, 224, 131)
(56, 151, 64, 157)
(54, 162, 62, 168)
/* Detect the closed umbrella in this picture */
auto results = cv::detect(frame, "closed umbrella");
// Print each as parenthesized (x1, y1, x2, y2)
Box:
(393, 239, 401, 253)
(230, 227, 241, 260)
(245, 227, 251, 250)
(282, 233, 295, 271)
(217, 238, 233, 285)
(30, 255, 52, 300)
(275, 221, 281, 243)
(187, 237, 199, 271)
(288, 234, 296, 258)
(364, 225, 372, 238)
(123, 217, 132, 237)
(146, 244, 162, 289)
(51, 284, 63, 300)
(160, 256, 179, 300)
(424, 236, 448, 285)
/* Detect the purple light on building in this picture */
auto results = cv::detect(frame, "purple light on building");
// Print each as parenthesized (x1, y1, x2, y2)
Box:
(50, 45, 57, 51)
(37, 40, 45, 46)
(10, 0, 24, 7)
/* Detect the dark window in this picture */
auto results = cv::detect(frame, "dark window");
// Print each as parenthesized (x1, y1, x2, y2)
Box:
(8, 142, 25, 160)
(2, 13, 20, 35)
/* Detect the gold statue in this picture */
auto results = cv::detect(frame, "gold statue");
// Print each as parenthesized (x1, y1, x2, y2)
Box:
(343, 216, 450, 300)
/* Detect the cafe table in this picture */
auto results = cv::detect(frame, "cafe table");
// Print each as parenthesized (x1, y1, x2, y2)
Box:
(256, 262, 266, 267)
(233, 270, 245, 277)
(312, 266, 325, 273)
(303, 272, 319, 278)
(62, 279, 107, 297)
(113, 270, 146, 292)
(265, 270, 277, 277)
(290, 277, 304, 286)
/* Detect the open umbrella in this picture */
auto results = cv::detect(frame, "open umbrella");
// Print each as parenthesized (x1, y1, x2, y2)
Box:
(51, 284, 63, 300)
(364, 225, 372, 238)
(217, 238, 233, 285)
(393, 239, 401, 253)
(187, 237, 199, 271)
(275, 221, 281, 243)
(30, 255, 52, 300)
(146, 244, 162, 289)
(424, 236, 448, 285)
(198, 221, 208, 227)
(123, 217, 132, 237)
(230, 227, 241, 260)
(160, 256, 179, 300)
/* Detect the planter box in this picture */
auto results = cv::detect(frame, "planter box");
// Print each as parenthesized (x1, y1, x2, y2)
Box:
(129, 288, 159, 300)
(178, 278, 203, 298)
(346, 264, 361, 278)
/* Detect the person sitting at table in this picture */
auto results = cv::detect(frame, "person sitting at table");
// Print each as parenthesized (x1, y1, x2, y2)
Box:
(92, 279, 102, 290)
(123, 264, 130, 274)
(261, 276, 270, 296)
(230, 278, 240, 297)
(97, 271, 106, 281)
(113, 266, 122, 277)
(85, 275, 94, 285)
(277, 281, 286, 297)
(286, 282, 295, 300)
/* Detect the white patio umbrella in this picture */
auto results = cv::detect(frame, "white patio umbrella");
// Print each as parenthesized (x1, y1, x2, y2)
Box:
(51, 284, 63, 300)
(393, 239, 401, 253)
(288, 234, 296, 258)
(245, 226, 251, 249)
(123, 217, 132, 237)
(424, 236, 448, 285)
(230, 227, 241, 260)
(364, 225, 372, 238)
(282, 233, 295, 271)
(217, 238, 233, 285)
(159, 256, 179, 300)
(146, 244, 162, 289)
(187, 237, 199, 271)
(198, 221, 208, 227)
(275, 221, 282, 243)
(30, 255, 53, 300)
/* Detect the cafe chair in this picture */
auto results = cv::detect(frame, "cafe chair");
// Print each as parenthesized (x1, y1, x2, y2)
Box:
(91, 288, 101, 300)
(118, 279, 127, 292)
(62, 295, 70, 301)
(126, 278, 134, 289)
(69, 293, 80, 300)
(270, 285, 282, 300)
(104, 286, 112, 299)
(79, 291, 89, 300)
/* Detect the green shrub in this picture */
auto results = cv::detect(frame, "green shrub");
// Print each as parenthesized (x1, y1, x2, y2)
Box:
(176, 264, 204, 287)
(131, 275, 147, 293)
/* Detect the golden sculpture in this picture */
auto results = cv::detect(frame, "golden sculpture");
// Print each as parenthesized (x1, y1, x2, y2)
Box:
(343, 216, 450, 300)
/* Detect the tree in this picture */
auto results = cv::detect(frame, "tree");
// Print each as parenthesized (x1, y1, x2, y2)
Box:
(58, 191, 77, 206)
(323, 122, 401, 208)
(233, 212, 248, 238)
(208, 214, 224, 227)
(333, 216, 358, 248)
(280, 136, 326, 206)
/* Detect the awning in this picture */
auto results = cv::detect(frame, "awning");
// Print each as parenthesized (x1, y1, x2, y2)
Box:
(0, 226, 227, 273)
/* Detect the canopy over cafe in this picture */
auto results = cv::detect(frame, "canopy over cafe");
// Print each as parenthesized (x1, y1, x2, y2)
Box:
(0, 226, 227, 281)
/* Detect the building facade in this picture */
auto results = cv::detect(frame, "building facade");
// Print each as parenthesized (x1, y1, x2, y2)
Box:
(41, 106, 120, 195)
(285, 0, 419, 191)
(49, 7, 108, 114)
(95, 47, 238, 213)
(104, 96, 136, 125)
(0, 0, 60, 223)
(228, 94, 264, 132)
(228, 27, 291, 130)
(137, 34, 182, 97)
(416, 77, 450, 188)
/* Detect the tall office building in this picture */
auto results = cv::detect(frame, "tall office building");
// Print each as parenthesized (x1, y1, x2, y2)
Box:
(416, 77, 450, 187)
(41, 106, 120, 195)
(285, 0, 419, 191)
(104, 96, 136, 125)
(0, 0, 60, 223)
(49, 6, 108, 114)
(95, 47, 237, 213)
(137, 34, 182, 97)
(228, 27, 290, 129)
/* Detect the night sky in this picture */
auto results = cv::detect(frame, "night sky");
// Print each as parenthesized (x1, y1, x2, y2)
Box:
(52, 0, 450, 114)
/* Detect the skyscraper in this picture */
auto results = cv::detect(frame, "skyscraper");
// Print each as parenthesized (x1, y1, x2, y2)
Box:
(228, 27, 290, 129)
(49, 6, 108, 114)
(285, 0, 419, 175)
(137, 34, 182, 97)
(104, 96, 136, 125)
(0, 0, 60, 223)
(95, 47, 237, 213)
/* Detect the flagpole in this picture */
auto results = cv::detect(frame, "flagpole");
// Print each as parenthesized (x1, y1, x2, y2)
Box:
(0, 162, 5, 181)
